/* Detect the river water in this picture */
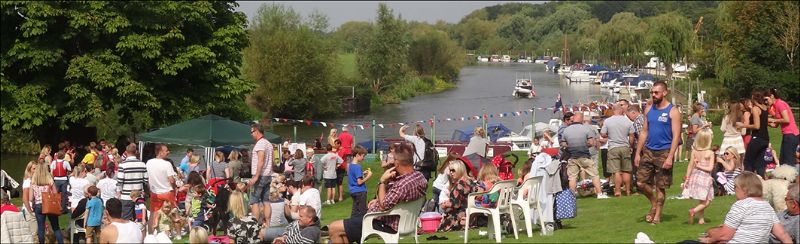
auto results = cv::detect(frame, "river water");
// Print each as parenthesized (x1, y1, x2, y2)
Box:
(1, 63, 612, 181)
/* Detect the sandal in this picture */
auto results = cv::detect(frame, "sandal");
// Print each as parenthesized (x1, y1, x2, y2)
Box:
(644, 208, 657, 223)
(650, 217, 661, 225)
(688, 208, 695, 225)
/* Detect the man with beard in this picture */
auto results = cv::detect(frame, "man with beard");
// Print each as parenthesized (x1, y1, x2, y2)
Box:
(634, 81, 681, 225)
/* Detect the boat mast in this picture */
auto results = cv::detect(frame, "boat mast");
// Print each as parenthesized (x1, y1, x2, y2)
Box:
(563, 34, 570, 66)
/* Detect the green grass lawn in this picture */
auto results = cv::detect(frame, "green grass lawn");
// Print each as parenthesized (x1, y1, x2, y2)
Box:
(10, 125, 787, 243)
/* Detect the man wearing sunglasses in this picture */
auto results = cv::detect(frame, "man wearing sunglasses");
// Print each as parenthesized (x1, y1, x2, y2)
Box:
(770, 183, 799, 243)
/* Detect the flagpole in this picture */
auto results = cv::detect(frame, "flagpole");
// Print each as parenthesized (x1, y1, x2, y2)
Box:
(371, 119, 376, 154)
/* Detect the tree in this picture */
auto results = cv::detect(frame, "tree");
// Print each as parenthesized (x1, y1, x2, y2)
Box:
(597, 12, 648, 68)
(530, 3, 590, 41)
(332, 21, 373, 53)
(1, 1, 249, 140)
(773, 1, 800, 71)
(243, 4, 341, 120)
(356, 3, 409, 94)
(408, 26, 465, 81)
(646, 12, 691, 80)
(497, 14, 534, 48)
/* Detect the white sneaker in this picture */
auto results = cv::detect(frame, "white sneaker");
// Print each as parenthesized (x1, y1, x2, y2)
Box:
(597, 193, 610, 199)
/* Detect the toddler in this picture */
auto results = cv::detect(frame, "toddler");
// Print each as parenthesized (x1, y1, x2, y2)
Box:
(474, 164, 501, 207)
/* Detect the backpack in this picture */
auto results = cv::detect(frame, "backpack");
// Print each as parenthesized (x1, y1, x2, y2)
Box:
(418, 137, 438, 170)
(52, 160, 68, 177)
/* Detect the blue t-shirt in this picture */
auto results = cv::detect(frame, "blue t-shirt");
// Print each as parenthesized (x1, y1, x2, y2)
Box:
(86, 197, 104, 227)
(348, 163, 366, 193)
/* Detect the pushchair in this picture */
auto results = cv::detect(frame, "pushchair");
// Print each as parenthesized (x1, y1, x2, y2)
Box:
(203, 178, 232, 237)
(492, 154, 519, 181)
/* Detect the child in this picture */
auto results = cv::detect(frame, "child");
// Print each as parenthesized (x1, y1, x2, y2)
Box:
(528, 137, 542, 158)
(0, 191, 19, 215)
(236, 182, 250, 210)
(189, 185, 214, 227)
(131, 190, 148, 231)
(157, 201, 176, 237)
(85, 185, 103, 244)
(381, 144, 397, 170)
(348, 145, 372, 218)
(322, 144, 343, 205)
(432, 153, 458, 212)
(682, 128, 715, 225)
(764, 143, 779, 172)
(474, 164, 501, 207)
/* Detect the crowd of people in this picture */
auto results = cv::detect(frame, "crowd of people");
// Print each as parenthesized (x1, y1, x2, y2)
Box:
(2, 82, 798, 244)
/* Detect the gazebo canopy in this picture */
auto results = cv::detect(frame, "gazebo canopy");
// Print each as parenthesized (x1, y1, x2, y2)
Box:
(138, 114, 281, 147)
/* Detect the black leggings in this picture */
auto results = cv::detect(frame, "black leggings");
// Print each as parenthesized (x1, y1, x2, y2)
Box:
(743, 136, 768, 177)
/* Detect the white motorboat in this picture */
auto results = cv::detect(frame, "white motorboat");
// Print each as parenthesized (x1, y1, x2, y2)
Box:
(501, 55, 512, 63)
(497, 119, 562, 151)
(512, 79, 536, 98)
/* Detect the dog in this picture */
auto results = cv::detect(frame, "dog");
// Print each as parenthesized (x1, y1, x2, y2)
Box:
(762, 165, 798, 213)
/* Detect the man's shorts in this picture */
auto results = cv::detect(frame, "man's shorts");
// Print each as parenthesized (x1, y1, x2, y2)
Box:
(249, 175, 272, 205)
(636, 148, 673, 189)
(324, 178, 337, 188)
(607, 147, 632, 173)
(150, 191, 176, 215)
(567, 157, 598, 181)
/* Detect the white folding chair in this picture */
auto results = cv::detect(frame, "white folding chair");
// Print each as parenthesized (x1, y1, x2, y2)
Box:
(70, 216, 86, 243)
(464, 180, 519, 243)
(510, 176, 546, 237)
(361, 197, 425, 244)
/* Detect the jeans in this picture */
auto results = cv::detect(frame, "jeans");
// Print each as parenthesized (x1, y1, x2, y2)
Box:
(34, 204, 64, 244)
(432, 187, 441, 212)
(55, 179, 68, 211)
(780, 134, 799, 166)
(249, 176, 272, 205)
(744, 136, 769, 177)
(261, 226, 286, 243)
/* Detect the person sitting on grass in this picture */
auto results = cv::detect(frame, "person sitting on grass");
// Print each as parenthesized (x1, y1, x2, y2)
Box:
(227, 190, 260, 244)
(188, 226, 208, 244)
(327, 142, 427, 243)
(438, 159, 474, 232)
(474, 164, 501, 208)
(348, 145, 373, 218)
(271, 205, 321, 244)
(698, 172, 793, 244)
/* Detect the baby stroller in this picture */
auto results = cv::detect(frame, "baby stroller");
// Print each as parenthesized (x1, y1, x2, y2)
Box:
(203, 178, 232, 236)
(491, 154, 519, 181)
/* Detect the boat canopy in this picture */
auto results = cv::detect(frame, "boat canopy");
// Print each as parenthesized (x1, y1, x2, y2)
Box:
(451, 122, 512, 143)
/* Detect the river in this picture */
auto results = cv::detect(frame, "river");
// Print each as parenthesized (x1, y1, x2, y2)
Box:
(1, 63, 612, 181)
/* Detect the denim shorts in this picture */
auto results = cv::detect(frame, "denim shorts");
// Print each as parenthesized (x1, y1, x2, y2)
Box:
(249, 175, 272, 205)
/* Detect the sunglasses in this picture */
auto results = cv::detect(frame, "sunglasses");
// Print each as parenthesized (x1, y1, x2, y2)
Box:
(723, 152, 731, 156)
(449, 169, 456, 173)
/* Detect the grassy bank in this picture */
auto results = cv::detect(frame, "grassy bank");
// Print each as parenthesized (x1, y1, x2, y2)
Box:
(11, 125, 789, 243)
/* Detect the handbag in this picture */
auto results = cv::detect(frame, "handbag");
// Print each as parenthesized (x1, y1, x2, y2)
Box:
(554, 190, 577, 220)
(41, 185, 62, 215)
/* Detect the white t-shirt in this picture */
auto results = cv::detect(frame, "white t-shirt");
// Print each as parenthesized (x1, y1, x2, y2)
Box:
(432, 173, 449, 191)
(96, 177, 118, 204)
(298, 188, 322, 218)
(22, 179, 31, 189)
(251, 138, 273, 177)
(69, 177, 90, 209)
(146, 158, 177, 194)
(402, 135, 426, 164)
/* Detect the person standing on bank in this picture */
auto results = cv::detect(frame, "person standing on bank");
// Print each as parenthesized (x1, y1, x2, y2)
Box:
(737, 90, 770, 177)
(766, 88, 799, 166)
(634, 81, 682, 225)
(400, 123, 432, 179)
(248, 123, 274, 227)
(601, 103, 635, 197)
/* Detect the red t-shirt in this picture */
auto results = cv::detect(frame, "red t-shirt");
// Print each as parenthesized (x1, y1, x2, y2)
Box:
(0, 204, 19, 215)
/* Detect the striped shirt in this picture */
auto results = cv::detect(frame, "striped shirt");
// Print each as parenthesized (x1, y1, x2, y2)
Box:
(116, 156, 148, 201)
(725, 197, 779, 244)
(282, 218, 320, 244)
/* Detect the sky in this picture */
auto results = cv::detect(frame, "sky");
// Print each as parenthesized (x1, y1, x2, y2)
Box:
(235, 1, 541, 30)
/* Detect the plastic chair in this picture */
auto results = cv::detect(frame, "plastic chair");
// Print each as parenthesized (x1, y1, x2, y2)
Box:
(464, 180, 519, 243)
(509, 176, 545, 237)
(360, 197, 426, 244)
(70, 216, 86, 243)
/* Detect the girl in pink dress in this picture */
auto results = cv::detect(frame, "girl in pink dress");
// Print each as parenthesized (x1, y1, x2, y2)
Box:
(682, 129, 715, 225)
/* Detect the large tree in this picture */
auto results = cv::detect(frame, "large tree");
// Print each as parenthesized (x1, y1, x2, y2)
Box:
(597, 12, 648, 68)
(1, 1, 250, 140)
(243, 4, 341, 120)
(356, 3, 409, 94)
(408, 25, 465, 81)
(646, 12, 691, 80)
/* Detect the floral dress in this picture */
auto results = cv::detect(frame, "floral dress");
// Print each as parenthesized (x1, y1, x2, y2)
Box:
(228, 215, 260, 244)
(682, 159, 714, 201)
(438, 178, 474, 232)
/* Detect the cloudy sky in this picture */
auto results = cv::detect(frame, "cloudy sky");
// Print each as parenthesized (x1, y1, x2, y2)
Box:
(235, 1, 540, 30)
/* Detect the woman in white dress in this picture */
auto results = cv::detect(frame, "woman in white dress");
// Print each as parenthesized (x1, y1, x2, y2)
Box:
(720, 101, 746, 159)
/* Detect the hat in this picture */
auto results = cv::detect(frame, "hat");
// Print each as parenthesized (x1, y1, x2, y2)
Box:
(341, 127, 348, 132)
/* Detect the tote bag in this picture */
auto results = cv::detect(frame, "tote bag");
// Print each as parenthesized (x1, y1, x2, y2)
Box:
(41, 185, 62, 216)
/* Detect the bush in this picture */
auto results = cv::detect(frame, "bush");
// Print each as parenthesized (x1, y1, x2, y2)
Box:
(1, 130, 40, 154)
